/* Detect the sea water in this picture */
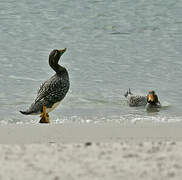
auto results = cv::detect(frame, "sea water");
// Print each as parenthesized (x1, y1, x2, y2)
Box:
(0, 0, 182, 124)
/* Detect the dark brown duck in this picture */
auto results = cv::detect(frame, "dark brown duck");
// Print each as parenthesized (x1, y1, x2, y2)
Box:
(20, 48, 69, 123)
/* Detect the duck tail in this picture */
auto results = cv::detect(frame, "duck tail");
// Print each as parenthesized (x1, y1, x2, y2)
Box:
(20, 102, 41, 115)
(128, 88, 132, 94)
(19, 110, 32, 115)
(124, 88, 133, 98)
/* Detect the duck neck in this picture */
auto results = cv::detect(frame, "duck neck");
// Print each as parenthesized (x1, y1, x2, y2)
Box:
(49, 57, 66, 74)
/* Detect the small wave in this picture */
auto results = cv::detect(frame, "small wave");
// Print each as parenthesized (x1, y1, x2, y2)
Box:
(1, 113, 182, 125)
(39, 114, 182, 124)
(9, 75, 41, 81)
(84, 97, 109, 104)
(161, 101, 171, 107)
(110, 32, 131, 35)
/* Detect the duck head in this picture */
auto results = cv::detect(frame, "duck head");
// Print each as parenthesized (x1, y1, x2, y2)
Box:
(147, 91, 158, 104)
(146, 91, 161, 112)
(49, 48, 67, 73)
(49, 48, 66, 64)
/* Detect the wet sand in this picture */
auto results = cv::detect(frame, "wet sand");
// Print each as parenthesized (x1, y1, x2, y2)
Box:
(1, 122, 182, 143)
(0, 123, 182, 180)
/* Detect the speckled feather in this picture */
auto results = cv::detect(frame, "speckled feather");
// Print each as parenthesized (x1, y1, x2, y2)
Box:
(27, 71, 69, 114)
(20, 49, 69, 115)
(127, 95, 147, 107)
(124, 89, 147, 107)
(37, 72, 69, 103)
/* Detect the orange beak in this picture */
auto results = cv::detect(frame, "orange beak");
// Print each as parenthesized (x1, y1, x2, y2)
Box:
(58, 48, 67, 54)
(148, 94, 154, 102)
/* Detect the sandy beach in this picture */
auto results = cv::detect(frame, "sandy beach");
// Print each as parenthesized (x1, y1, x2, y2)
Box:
(1, 122, 182, 143)
(0, 123, 182, 180)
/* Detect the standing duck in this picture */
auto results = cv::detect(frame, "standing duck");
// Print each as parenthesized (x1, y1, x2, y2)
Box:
(20, 48, 69, 123)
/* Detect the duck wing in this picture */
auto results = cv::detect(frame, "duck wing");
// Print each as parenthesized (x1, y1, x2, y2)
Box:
(128, 95, 147, 107)
(35, 74, 69, 106)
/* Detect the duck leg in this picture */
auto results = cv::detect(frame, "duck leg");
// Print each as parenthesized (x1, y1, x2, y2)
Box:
(39, 106, 50, 123)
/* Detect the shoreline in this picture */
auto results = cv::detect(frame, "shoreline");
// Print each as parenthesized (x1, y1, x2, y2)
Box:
(0, 122, 182, 144)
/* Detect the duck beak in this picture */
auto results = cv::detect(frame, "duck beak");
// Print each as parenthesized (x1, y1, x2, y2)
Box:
(58, 48, 67, 54)
(148, 94, 154, 102)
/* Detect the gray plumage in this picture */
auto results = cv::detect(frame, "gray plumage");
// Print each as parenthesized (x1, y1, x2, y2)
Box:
(124, 89, 147, 107)
(124, 89, 161, 111)
(20, 48, 69, 115)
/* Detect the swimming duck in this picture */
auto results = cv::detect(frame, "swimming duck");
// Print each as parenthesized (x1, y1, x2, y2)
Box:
(146, 90, 161, 110)
(20, 48, 69, 123)
(124, 88, 147, 107)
